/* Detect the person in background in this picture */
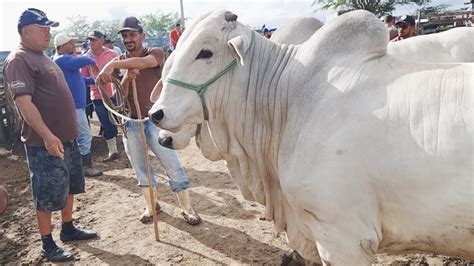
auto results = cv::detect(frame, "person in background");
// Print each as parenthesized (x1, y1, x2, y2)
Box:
(97, 16, 201, 225)
(53, 32, 103, 177)
(169, 23, 182, 52)
(391, 15, 417, 42)
(381, 14, 398, 41)
(80, 30, 120, 162)
(104, 38, 123, 55)
(4, 8, 97, 262)
(261, 24, 277, 39)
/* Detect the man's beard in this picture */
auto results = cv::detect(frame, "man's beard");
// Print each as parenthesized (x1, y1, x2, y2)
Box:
(125, 42, 136, 51)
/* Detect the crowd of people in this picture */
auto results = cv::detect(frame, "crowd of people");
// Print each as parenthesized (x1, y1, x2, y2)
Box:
(2, 8, 198, 262)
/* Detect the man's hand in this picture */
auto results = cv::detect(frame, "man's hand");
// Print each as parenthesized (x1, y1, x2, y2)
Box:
(44, 134, 64, 160)
(124, 68, 140, 81)
(97, 62, 115, 84)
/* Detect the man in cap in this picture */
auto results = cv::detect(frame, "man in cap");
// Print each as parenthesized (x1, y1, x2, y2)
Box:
(169, 23, 182, 52)
(97, 16, 202, 225)
(391, 15, 417, 42)
(104, 38, 123, 55)
(3, 8, 97, 262)
(80, 31, 120, 162)
(53, 33, 103, 177)
(381, 14, 398, 41)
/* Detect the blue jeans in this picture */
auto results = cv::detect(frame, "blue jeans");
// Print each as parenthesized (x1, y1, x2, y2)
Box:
(123, 120, 190, 192)
(25, 140, 85, 212)
(93, 99, 118, 140)
(76, 108, 92, 156)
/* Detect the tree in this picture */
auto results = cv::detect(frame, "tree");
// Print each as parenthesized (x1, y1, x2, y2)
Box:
(140, 11, 180, 39)
(313, 0, 431, 16)
(63, 15, 91, 38)
(91, 19, 121, 39)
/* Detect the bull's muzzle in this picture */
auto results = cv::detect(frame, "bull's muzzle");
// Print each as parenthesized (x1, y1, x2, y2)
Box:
(151, 109, 164, 125)
(158, 136, 173, 149)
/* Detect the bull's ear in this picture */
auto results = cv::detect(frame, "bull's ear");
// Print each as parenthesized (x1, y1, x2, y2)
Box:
(227, 34, 251, 67)
(150, 79, 163, 103)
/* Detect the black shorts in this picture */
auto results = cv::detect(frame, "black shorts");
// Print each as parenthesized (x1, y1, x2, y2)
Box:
(25, 140, 85, 212)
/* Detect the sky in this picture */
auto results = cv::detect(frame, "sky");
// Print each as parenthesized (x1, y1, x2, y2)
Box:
(0, 0, 468, 51)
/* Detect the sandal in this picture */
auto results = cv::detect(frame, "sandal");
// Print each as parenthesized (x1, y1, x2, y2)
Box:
(181, 211, 202, 225)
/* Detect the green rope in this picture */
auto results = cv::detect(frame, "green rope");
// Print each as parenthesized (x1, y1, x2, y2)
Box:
(167, 59, 237, 120)
(165, 31, 255, 138)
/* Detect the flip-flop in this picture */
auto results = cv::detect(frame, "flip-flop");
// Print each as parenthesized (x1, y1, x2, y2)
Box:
(139, 203, 162, 224)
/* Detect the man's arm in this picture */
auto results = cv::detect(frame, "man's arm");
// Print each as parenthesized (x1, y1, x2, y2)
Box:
(15, 95, 64, 159)
(97, 53, 161, 84)
(58, 55, 95, 70)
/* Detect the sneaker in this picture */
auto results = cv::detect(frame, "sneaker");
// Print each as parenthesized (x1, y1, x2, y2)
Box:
(60, 228, 98, 242)
(102, 152, 119, 162)
(41, 247, 74, 262)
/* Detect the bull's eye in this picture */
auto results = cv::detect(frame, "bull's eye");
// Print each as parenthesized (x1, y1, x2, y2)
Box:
(196, 49, 213, 59)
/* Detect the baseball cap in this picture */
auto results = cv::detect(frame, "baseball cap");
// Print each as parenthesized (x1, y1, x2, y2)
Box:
(118, 16, 143, 33)
(88, 30, 106, 40)
(395, 15, 416, 26)
(54, 33, 77, 47)
(17, 8, 59, 33)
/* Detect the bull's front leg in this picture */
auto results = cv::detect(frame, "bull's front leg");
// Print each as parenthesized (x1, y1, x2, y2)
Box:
(282, 162, 382, 265)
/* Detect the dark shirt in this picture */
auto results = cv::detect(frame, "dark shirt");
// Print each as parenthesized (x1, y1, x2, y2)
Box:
(3, 45, 78, 146)
(119, 47, 163, 118)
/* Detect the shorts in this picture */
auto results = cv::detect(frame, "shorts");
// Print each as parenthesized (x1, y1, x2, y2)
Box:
(25, 140, 85, 212)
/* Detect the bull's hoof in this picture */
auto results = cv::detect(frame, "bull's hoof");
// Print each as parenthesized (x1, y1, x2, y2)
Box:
(281, 250, 309, 266)
(181, 211, 202, 225)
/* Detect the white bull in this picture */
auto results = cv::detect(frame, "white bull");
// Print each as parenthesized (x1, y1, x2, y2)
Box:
(387, 27, 474, 63)
(149, 10, 474, 265)
(270, 17, 323, 45)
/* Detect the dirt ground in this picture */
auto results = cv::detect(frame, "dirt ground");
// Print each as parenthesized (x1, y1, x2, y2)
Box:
(0, 121, 472, 265)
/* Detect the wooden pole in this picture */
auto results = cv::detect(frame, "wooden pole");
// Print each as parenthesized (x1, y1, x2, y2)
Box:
(131, 79, 160, 241)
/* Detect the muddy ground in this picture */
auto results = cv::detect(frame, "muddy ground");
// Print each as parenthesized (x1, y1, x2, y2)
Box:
(0, 121, 472, 265)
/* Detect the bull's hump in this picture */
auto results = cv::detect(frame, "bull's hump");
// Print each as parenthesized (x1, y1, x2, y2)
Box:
(304, 10, 388, 59)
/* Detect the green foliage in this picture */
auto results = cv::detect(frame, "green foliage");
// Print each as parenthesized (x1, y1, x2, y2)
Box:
(61, 10, 179, 41)
(140, 11, 180, 38)
(63, 15, 91, 38)
(91, 19, 121, 39)
(313, 0, 431, 16)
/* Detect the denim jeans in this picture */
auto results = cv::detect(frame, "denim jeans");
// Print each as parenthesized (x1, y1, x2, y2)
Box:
(25, 140, 85, 212)
(75, 108, 92, 156)
(123, 120, 190, 192)
(93, 98, 118, 140)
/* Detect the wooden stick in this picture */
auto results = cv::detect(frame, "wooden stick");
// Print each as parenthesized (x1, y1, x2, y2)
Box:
(131, 79, 160, 241)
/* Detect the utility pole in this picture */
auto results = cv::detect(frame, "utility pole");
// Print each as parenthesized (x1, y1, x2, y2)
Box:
(180, 0, 185, 27)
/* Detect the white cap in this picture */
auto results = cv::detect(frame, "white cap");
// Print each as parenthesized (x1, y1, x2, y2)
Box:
(54, 33, 77, 47)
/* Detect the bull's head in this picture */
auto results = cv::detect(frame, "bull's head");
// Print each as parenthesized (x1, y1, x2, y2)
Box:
(148, 10, 253, 149)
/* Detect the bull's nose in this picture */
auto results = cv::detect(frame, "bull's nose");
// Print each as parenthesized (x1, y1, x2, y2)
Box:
(159, 136, 173, 148)
(151, 109, 164, 124)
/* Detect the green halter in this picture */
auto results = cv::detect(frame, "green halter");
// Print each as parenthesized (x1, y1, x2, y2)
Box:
(167, 59, 237, 120)
(165, 31, 255, 137)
